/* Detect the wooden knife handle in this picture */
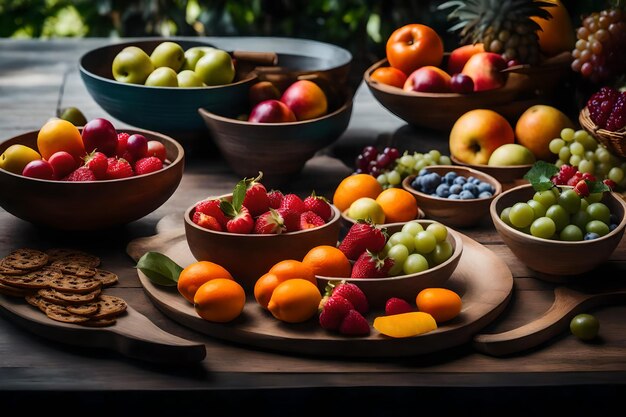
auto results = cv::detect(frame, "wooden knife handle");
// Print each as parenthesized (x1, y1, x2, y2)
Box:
(232, 50, 278, 66)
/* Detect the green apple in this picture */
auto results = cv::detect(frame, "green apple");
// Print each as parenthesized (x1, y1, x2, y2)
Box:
(487, 143, 536, 166)
(150, 41, 185, 72)
(194, 49, 235, 86)
(177, 70, 205, 87)
(347, 197, 386, 224)
(0, 144, 42, 174)
(145, 67, 179, 87)
(58, 106, 87, 126)
(181, 46, 215, 71)
(112, 46, 155, 84)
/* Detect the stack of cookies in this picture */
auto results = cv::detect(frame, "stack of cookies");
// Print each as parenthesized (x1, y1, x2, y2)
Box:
(0, 248, 127, 327)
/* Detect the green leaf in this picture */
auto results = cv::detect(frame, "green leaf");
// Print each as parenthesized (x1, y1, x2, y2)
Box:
(588, 180, 611, 194)
(231, 178, 247, 211)
(523, 161, 559, 192)
(136, 251, 183, 286)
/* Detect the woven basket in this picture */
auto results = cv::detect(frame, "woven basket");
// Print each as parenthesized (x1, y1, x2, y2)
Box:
(579, 107, 626, 158)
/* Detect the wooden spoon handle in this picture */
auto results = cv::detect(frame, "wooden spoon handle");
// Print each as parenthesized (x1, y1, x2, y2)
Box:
(232, 50, 278, 66)
(473, 287, 626, 356)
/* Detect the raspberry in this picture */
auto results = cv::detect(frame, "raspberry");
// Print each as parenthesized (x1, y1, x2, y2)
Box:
(605, 92, 626, 132)
(559, 164, 578, 182)
(587, 87, 619, 128)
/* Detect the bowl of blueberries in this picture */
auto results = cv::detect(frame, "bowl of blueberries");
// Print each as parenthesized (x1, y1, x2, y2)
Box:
(402, 165, 502, 228)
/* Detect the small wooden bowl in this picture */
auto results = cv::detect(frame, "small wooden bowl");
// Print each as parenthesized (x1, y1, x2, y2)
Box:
(402, 165, 502, 228)
(198, 87, 353, 188)
(184, 201, 342, 292)
(340, 207, 426, 231)
(490, 183, 626, 279)
(316, 220, 463, 307)
(579, 106, 626, 158)
(0, 128, 184, 231)
(451, 156, 532, 187)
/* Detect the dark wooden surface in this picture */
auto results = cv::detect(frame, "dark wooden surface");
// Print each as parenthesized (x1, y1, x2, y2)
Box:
(1, 38, 626, 416)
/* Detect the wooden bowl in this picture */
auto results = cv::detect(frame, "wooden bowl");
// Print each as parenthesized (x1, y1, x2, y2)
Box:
(363, 52, 571, 131)
(402, 165, 502, 228)
(198, 86, 353, 188)
(0, 128, 184, 231)
(490, 183, 626, 278)
(316, 220, 463, 307)
(451, 156, 532, 187)
(579, 106, 626, 158)
(79, 39, 258, 135)
(340, 207, 426, 231)
(184, 201, 342, 292)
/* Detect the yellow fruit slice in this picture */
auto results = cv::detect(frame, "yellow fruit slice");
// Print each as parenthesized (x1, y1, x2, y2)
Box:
(373, 311, 437, 338)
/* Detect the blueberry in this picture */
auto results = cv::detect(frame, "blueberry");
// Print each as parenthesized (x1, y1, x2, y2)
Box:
(448, 194, 461, 199)
(443, 171, 457, 185)
(421, 172, 441, 194)
(478, 191, 493, 199)
(459, 190, 475, 200)
(462, 182, 478, 196)
(436, 183, 450, 198)
(453, 176, 466, 185)
(610, 223, 618, 231)
(471, 177, 482, 185)
(449, 184, 462, 195)
(584, 232, 600, 240)
(411, 176, 422, 191)
(478, 182, 494, 194)
(610, 213, 619, 224)
(418, 168, 430, 177)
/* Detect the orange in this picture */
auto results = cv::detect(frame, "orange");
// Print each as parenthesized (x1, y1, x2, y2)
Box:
(254, 272, 281, 309)
(415, 288, 462, 323)
(193, 278, 245, 323)
(514, 104, 575, 161)
(370, 66, 408, 89)
(332, 173, 383, 213)
(267, 278, 322, 323)
(36, 118, 86, 163)
(531, 0, 576, 57)
(177, 260, 234, 304)
(375, 188, 419, 223)
(268, 259, 316, 284)
(302, 245, 352, 278)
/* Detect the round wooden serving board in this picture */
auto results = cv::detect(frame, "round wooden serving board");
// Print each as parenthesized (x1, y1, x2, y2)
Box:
(127, 216, 514, 357)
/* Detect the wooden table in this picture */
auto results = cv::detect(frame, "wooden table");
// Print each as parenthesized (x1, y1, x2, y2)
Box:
(1, 38, 625, 416)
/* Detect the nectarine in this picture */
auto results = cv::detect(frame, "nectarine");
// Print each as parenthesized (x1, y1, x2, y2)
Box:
(280, 80, 328, 121)
(447, 43, 484, 76)
(403, 66, 451, 93)
(515, 105, 575, 161)
(461, 52, 508, 92)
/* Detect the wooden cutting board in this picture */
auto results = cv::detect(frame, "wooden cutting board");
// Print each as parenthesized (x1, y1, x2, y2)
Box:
(126, 215, 514, 357)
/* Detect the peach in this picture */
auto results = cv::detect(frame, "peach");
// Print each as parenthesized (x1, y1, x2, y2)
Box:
(248, 99, 296, 123)
(449, 109, 515, 165)
(461, 52, 508, 92)
(280, 80, 328, 121)
(447, 43, 484, 75)
(403, 66, 451, 93)
(515, 104, 575, 161)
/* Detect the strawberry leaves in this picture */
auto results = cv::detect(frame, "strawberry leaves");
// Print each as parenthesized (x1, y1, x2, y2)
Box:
(524, 161, 611, 195)
(220, 177, 247, 218)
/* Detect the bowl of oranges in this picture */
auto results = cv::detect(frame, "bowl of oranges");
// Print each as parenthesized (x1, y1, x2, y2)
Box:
(0, 117, 184, 231)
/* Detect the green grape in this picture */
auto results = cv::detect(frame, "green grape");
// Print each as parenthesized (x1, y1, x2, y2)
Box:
(558, 189, 581, 214)
(578, 159, 594, 174)
(401, 220, 424, 236)
(413, 152, 424, 160)
(558, 146, 571, 162)
(586, 202, 611, 225)
(608, 167, 624, 183)
(428, 150, 441, 161)
(530, 217, 556, 239)
(549, 138, 565, 154)
(585, 193, 603, 204)
(403, 253, 429, 274)
(509, 202, 535, 229)
(414, 230, 437, 254)
(561, 128, 575, 142)
(426, 222, 448, 242)
(584, 150, 596, 161)
(571, 210, 590, 230)
(414, 159, 428, 173)
(546, 204, 569, 232)
(387, 170, 401, 186)
(596, 162, 611, 178)
(399, 154, 416, 167)
(596, 147, 611, 163)
(569, 154, 582, 166)
(500, 207, 513, 226)
(580, 198, 589, 211)
(377, 173, 388, 186)
(533, 190, 558, 207)
(527, 199, 547, 218)
(388, 231, 416, 252)
(570, 313, 599, 340)
(569, 141, 585, 156)
(555, 159, 564, 168)
(560, 224, 584, 241)
(439, 155, 451, 165)
(586, 220, 610, 236)
(387, 244, 410, 276)
(431, 241, 453, 265)
(573, 129, 588, 142)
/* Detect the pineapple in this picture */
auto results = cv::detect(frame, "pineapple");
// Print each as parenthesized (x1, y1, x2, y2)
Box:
(439, 0, 556, 65)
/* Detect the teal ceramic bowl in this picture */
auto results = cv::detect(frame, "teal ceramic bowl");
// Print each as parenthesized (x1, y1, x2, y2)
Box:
(79, 38, 257, 135)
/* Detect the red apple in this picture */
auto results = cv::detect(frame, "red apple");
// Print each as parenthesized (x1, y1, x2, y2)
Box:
(82, 118, 118, 156)
(47, 151, 78, 178)
(22, 159, 55, 180)
(447, 43, 485, 75)
(280, 80, 328, 121)
(450, 73, 474, 94)
(461, 52, 508, 92)
(249, 81, 280, 107)
(248, 99, 297, 123)
(146, 140, 167, 162)
(403, 66, 451, 93)
(126, 134, 148, 161)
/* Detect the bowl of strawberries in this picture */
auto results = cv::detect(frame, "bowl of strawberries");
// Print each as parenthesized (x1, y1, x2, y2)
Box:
(184, 173, 342, 291)
(0, 117, 184, 231)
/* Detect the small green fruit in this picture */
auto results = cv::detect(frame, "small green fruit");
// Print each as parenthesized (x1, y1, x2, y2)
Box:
(58, 106, 87, 126)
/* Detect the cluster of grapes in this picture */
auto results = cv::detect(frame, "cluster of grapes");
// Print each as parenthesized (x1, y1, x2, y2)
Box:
(376, 150, 452, 189)
(354, 146, 400, 177)
(571, 8, 626, 83)
(587, 86, 626, 132)
(548, 128, 626, 190)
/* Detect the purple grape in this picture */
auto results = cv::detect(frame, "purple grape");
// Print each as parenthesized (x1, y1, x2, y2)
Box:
(376, 153, 392, 168)
(126, 134, 148, 159)
(355, 154, 369, 171)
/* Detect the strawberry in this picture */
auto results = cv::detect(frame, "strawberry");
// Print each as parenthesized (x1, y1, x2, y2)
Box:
(338, 219, 387, 261)
(242, 173, 271, 217)
(134, 156, 163, 175)
(63, 167, 96, 181)
(299, 210, 325, 230)
(253, 208, 286, 234)
(280, 193, 306, 215)
(385, 297, 414, 316)
(604, 179, 617, 191)
(318, 294, 353, 330)
(350, 250, 394, 279)
(303, 191, 333, 221)
(194, 198, 228, 227)
(573, 179, 590, 197)
(221, 178, 254, 234)
(105, 157, 134, 179)
(276, 207, 300, 232)
(327, 281, 369, 314)
(338, 309, 370, 336)
(83, 150, 108, 180)
(267, 189, 284, 209)
(192, 212, 223, 231)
